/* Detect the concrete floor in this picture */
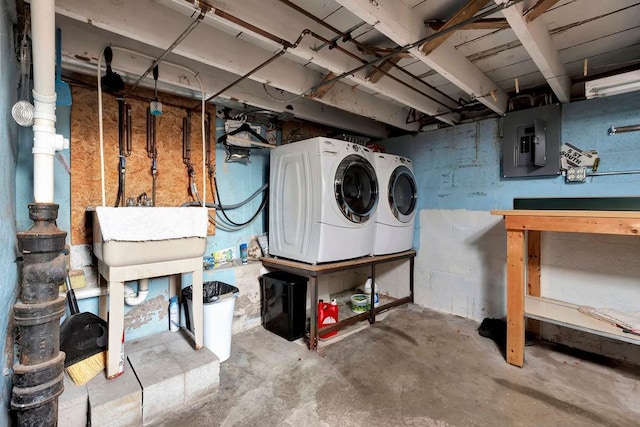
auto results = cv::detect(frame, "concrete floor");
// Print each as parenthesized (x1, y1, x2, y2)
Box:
(153, 304, 640, 427)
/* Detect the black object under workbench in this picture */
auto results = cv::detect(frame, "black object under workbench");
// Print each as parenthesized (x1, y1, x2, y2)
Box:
(260, 250, 416, 350)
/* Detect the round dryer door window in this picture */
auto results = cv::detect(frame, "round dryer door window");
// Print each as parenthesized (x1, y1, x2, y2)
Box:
(389, 165, 417, 223)
(334, 154, 378, 223)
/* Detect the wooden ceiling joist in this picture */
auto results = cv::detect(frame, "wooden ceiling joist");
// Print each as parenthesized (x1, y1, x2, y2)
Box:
(499, 0, 571, 103)
(524, 0, 561, 23)
(420, 0, 491, 56)
(307, 72, 338, 99)
(426, 18, 509, 31)
(366, 56, 402, 84)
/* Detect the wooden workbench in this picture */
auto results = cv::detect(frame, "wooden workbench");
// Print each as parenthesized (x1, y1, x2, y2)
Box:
(261, 250, 416, 349)
(491, 209, 640, 367)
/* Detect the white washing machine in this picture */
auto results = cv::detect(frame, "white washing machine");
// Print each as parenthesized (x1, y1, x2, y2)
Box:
(269, 137, 379, 264)
(372, 153, 417, 255)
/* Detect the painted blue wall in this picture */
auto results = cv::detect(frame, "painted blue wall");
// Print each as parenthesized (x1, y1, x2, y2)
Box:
(206, 118, 269, 256)
(384, 92, 640, 248)
(1, 1, 18, 423)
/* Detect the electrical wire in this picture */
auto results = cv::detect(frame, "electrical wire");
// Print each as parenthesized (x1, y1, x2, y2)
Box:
(262, 83, 302, 103)
(215, 194, 267, 229)
(214, 176, 267, 227)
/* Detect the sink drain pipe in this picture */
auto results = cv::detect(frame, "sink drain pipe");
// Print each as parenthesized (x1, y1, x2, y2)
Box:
(11, 1, 69, 424)
(124, 279, 150, 306)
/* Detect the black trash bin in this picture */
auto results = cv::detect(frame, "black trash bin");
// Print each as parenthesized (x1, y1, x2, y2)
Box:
(182, 281, 239, 362)
(261, 271, 308, 341)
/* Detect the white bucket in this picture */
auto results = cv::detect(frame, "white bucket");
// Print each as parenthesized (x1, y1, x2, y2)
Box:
(202, 296, 236, 362)
(185, 292, 237, 362)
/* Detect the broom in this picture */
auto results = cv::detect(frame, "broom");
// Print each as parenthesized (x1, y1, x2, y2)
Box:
(60, 273, 108, 385)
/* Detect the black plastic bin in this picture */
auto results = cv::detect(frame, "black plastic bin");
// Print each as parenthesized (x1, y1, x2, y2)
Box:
(261, 271, 308, 341)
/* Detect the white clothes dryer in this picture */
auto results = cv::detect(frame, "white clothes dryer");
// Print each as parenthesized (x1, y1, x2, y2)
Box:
(269, 137, 378, 264)
(372, 153, 417, 255)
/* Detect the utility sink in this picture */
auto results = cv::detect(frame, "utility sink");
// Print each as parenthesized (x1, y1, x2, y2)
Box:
(92, 207, 208, 267)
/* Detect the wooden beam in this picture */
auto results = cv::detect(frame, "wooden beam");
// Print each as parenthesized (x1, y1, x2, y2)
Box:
(426, 18, 508, 31)
(499, 0, 572, 103)
(366, 56, 402, 84)
(157, 0, 459, 125)
(307, 72, 337, 99)
(337, 0, 508, 115)
(525, 0, 561, 23)
(55, 0, 417, 131)
(56, 16, 391, 138)
(420, 0, 490, 56)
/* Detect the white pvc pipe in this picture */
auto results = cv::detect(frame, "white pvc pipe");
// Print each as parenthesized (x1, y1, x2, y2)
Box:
(124, 278, 150, 306)
(30, 0, 57, 203)
(97, 48, 107, 207)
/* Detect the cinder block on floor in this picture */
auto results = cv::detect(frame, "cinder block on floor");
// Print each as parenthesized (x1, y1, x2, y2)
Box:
(127, 331, 219, 426)
(87, 359, 142, 427)
(58, 375, 88, 427)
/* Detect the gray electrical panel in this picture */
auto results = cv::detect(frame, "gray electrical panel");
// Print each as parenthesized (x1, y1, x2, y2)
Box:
(502, 104, 561, 178)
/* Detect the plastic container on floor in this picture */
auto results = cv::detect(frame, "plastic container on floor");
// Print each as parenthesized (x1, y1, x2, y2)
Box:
(182, 281, 239, 362)
(261, 271, 308, 341)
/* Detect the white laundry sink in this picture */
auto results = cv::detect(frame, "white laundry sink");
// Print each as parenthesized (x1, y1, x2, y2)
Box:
(92, 207, 208, 267)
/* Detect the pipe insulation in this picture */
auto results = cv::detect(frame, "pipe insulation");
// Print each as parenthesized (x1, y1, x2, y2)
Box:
(31, 0, 69, 204)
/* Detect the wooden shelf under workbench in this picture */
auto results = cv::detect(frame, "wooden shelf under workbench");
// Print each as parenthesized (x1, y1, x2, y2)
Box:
(260, 250, 416, 350)
(491, 209, 640, 367)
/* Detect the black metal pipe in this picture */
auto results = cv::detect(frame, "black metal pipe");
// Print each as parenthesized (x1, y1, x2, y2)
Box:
(12, 203, 67, 426)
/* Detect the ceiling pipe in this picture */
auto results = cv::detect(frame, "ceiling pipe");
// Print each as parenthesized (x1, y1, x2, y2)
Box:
(277, 0, 458, 105)
(216, 0, 458, 113)
(30, 0, 68, 204)
(304, 30, 455, 111)
(190, 29, 311, 110)
(124, 11, 206, 97)
(193, 5, 457, 114)
(301, 0, 526, 98)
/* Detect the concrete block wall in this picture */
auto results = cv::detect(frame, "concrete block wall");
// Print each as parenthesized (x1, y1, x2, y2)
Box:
(383, 93, 640, 362)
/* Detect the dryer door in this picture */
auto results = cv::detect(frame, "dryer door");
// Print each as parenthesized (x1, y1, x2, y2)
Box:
(388, 165, 417, 223)
(334, 154, 378, 223)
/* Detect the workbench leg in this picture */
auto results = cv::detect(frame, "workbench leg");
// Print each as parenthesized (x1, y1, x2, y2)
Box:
(527, 231, 541, 338)
(410, 256, 415, 304)
(192, 270, 204, 349)
(309, 276, 318, 350)
(107, 280, 124, 378)
(369, 264, 376, 324)
(506, 229, 526, 367)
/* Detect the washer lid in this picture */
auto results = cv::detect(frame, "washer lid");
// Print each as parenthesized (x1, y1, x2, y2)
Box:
(334, 154, 378, 223)
(389, 165, 417, 223)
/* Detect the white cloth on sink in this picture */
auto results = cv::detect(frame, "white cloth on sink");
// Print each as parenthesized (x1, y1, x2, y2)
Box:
(95, 206, 208, 242)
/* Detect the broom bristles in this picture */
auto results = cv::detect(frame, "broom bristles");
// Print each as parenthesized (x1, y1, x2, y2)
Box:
(65, 351, 106, 386)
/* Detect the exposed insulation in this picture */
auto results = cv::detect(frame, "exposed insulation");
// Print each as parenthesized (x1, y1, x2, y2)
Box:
(70, 85, 215, 244)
